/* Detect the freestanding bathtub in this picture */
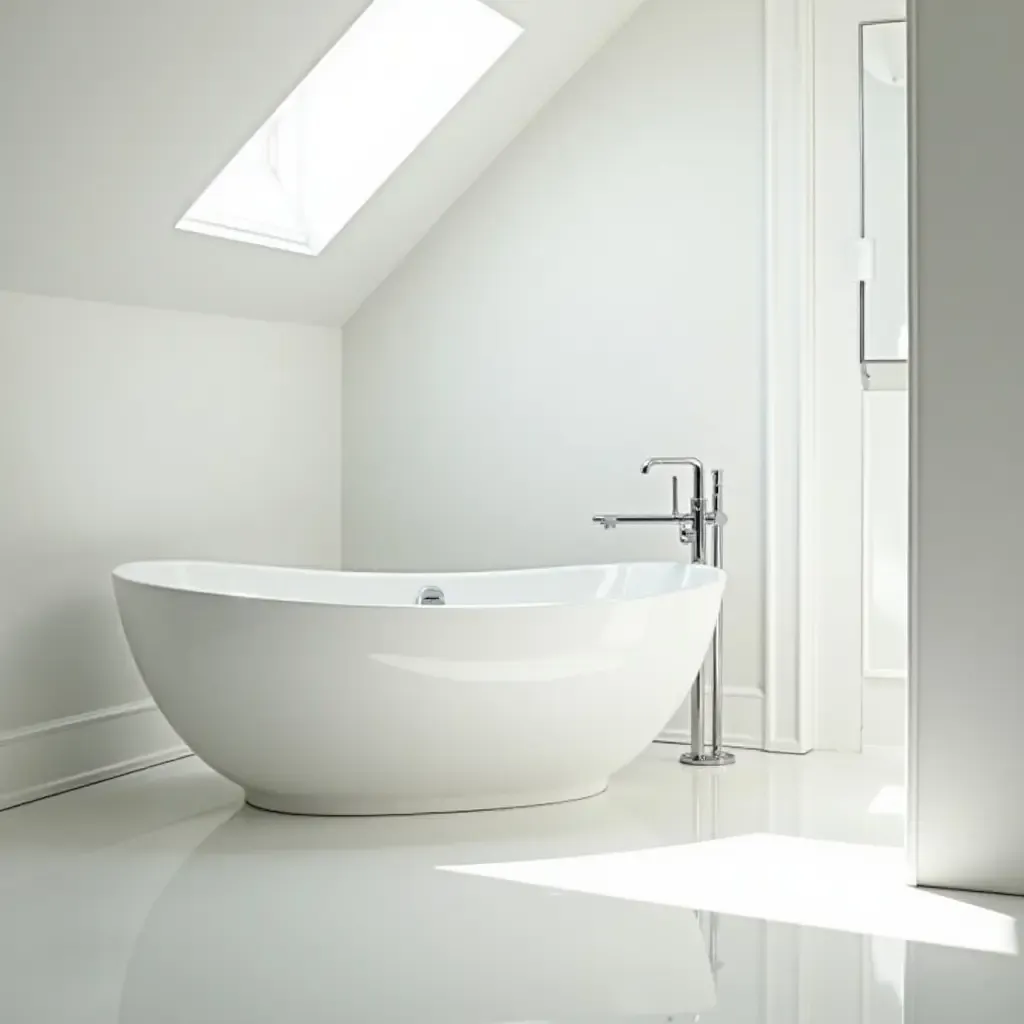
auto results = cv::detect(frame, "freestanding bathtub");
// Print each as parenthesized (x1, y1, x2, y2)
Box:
(113, 560, 725, 816)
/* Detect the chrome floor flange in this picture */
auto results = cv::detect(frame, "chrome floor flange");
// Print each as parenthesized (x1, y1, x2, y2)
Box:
(679, 751, 737, 767)
(593, 456, 735, 768)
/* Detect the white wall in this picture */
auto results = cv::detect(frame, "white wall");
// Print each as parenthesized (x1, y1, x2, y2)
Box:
(343, 0, 766, 746)
(908, 0, 1024, 893)
(0, 290, 342, 808)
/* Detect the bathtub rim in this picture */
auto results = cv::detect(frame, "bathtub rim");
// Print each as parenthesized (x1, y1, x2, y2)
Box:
(112, 559, 726, 612)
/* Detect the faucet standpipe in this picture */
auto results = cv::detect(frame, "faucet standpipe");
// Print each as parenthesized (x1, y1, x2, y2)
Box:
(592, 457, 735, 768)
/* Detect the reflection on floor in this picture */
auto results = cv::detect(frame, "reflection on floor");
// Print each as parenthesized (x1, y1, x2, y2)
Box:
(0, 743, 1021, 1023)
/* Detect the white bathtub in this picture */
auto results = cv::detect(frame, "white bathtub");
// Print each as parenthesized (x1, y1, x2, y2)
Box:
(113, 560, 725, 816)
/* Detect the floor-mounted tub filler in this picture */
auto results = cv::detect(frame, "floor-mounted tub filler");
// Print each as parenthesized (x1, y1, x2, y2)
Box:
(595, 456, 733, 767)
(112, 560, 725, 816)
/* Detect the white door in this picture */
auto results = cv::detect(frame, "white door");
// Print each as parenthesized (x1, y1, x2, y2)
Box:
(813, 0, 908, 751)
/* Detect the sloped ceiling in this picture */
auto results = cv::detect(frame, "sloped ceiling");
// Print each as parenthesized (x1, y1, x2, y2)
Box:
(0, 0, 646, 326)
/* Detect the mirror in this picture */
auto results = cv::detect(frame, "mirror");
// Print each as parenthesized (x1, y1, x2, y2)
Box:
(860, 20, 909, 373)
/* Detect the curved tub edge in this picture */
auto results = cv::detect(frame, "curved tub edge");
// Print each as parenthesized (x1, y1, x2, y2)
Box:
(244, 780, 610, 817)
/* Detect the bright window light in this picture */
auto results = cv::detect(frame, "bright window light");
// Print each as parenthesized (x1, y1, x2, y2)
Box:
(176, 0, 523, 255)
(443, 835, 1021, 956)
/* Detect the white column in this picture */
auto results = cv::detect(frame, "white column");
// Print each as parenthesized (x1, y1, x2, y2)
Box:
(908, 0, 1024, 893)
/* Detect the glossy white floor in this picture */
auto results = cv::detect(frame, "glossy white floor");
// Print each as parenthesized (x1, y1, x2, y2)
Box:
(2, 744, 1022, 1023)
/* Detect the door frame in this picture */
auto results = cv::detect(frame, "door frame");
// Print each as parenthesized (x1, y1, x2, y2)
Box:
(763, 0, 905, 753)
(762, 0, 817, 753)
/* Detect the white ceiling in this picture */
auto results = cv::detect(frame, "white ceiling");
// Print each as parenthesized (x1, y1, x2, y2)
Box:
(0, 0, 646, 326)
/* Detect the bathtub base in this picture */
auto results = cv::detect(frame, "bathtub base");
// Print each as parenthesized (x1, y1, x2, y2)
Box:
(244, 780, 610, 817)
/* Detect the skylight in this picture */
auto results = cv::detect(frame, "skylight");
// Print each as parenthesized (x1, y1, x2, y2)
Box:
(176, 0, 523, 255)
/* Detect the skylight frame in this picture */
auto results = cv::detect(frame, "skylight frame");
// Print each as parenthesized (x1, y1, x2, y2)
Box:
(176, 0, 524, 256)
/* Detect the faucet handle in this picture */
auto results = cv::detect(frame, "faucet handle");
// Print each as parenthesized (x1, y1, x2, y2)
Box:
(711, 468, 723, 505)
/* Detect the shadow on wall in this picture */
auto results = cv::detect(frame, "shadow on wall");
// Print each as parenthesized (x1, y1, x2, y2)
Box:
(0, 542, 336, 736)
(0, 576, 134, 731)
(0, 547, 197, 804)
(0, 583, 147, 802)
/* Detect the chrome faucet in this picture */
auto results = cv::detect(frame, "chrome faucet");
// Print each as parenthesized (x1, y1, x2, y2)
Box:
(641, 457, 709, 562)
(593, 457, 734, 768)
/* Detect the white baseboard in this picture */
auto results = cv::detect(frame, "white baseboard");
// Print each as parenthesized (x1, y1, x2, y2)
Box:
(0, 699, 189, 811)
(657, 686, 766, 750)
(760, 736, 811, 755)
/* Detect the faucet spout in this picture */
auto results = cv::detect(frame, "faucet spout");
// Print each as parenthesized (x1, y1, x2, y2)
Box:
(641, 457, 705, 501)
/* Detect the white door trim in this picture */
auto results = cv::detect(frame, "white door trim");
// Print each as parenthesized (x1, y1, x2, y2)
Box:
(809, 0, 907, 752)
(763, 0, 817, 753)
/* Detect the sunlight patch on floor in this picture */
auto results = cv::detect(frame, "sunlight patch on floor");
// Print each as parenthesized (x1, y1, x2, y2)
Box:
(869, 785, 906, 816)
(443, 833, 1018, 956)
